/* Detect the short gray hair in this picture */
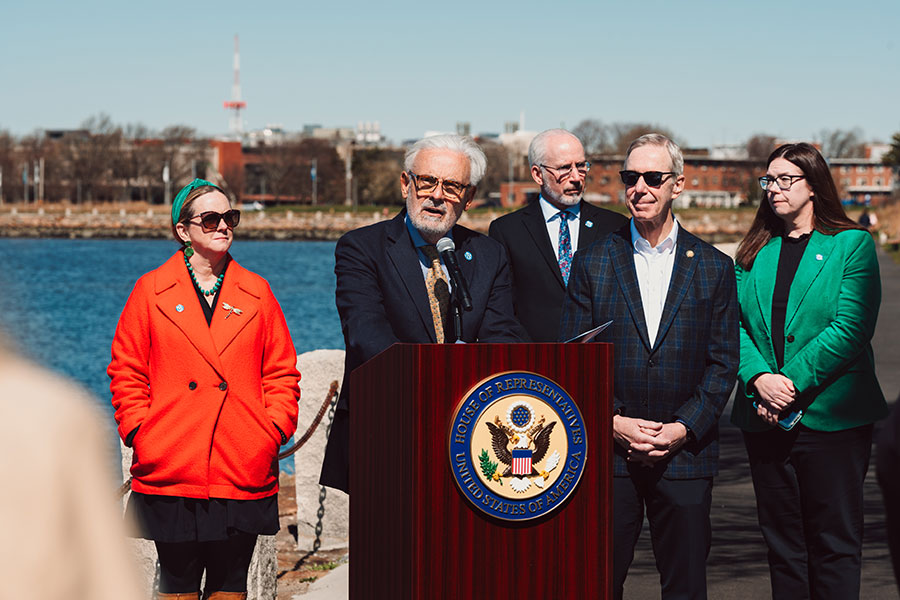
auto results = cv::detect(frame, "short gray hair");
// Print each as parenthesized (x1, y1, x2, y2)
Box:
(528, 129, 583, 167)
(404, 134, 487, 186)
(624, 134, 684, 176)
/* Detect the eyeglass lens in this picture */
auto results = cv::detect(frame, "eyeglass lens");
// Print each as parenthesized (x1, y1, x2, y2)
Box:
(411, 173, 467, 199)
(544, 162, 590, 175)
(758, 175, 803, 191)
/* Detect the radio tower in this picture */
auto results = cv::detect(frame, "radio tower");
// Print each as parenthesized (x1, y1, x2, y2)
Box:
(223, 35, 246, 137)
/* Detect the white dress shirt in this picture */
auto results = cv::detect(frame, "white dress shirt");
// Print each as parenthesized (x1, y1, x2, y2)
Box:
(539, 196, 580, 259)
(631, 218, 679, 347)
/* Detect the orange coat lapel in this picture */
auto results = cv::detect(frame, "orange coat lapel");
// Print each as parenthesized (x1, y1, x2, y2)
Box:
(210, 261, 260, 356)
(153, 252, 225, 379)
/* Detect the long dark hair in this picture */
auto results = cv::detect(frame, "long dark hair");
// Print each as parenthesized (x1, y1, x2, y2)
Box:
(735, 143, 862, 270)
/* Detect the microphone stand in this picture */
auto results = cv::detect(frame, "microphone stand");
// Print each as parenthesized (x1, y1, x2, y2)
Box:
(450, 285, 463, 342)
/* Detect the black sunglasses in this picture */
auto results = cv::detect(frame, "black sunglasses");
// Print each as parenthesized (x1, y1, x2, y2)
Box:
(619, 170, 676, 187)
(189, 209, 241, 232)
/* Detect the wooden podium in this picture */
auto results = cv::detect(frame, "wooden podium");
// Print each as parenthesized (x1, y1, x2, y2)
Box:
(349, 342, 613, 599)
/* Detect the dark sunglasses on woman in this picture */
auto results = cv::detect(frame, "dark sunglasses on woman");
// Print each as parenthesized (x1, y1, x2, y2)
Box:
(190, 209, 241, 232)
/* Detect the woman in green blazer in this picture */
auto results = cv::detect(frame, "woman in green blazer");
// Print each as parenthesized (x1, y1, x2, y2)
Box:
(732, 143, 887, 599)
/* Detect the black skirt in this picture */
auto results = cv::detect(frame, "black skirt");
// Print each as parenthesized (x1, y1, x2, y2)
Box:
(126, 491, 279, 543)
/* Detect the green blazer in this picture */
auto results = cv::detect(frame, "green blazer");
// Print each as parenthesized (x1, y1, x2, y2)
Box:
(732, 229, 887, 432)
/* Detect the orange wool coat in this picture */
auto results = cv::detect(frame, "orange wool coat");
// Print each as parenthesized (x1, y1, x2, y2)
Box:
(108, 252, 300, 500)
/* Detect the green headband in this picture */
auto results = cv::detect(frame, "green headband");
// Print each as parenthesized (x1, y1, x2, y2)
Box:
(171, 178, 221, 225)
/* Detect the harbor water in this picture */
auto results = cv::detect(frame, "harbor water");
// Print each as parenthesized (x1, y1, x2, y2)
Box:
(0, 238, 344, 471)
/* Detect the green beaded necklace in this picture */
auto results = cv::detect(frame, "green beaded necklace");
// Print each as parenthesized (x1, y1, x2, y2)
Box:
(184, 251, 225, 296)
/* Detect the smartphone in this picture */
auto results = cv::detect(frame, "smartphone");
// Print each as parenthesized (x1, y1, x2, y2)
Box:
(752, 401, 804, 431)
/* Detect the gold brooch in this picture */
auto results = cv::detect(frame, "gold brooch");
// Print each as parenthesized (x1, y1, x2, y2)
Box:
(222, 302, 243, 319)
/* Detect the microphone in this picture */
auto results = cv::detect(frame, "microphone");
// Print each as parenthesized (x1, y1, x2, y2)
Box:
(436, 237, 473, 311)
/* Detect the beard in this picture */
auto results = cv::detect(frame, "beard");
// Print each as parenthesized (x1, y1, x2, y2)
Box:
(408, 197, 457, 241)
(544, 184, 583, 207)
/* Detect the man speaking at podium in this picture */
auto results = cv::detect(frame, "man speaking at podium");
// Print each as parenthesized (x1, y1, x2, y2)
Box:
(319, 134, 527, 493)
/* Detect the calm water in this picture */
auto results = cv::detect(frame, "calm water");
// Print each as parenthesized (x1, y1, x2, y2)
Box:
(0, 238, 344, 471)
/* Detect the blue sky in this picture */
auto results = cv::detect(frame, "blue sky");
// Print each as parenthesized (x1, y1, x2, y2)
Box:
(2, 0, 898, 147)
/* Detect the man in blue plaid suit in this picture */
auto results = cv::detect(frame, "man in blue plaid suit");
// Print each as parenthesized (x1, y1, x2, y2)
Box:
(560, 134, 738, 600)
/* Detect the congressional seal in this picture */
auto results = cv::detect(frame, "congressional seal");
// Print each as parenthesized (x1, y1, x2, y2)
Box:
(448, 371, 588, 521)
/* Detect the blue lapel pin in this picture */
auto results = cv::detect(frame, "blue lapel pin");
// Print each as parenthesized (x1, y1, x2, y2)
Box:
(464, 251, 473, 261)
(175, 304, 184, 313)
(585, 220, 594, 228)
(815, 254, 823, 261)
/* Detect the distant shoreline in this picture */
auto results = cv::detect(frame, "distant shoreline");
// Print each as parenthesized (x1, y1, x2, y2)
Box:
(0, 204, 752, 243)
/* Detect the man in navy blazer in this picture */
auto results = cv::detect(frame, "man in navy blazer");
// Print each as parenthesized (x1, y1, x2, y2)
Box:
(319, 134, 527, 493)
(560, 134, 738, 599)
(489, 129, 627, 341)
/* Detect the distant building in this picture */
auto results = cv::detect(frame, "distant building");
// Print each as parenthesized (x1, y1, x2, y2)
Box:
(829, 145, 895, 205)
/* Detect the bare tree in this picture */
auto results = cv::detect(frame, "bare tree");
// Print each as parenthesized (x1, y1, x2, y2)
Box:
(572, 119, 611, 155)
(56, 113, 123, 202)
(609, 123, 681, 155)
(746, 134, 778, 160)
(818, 128, 866, 158)
(352, 147, 404, 205)
(477, 141, 512, 202)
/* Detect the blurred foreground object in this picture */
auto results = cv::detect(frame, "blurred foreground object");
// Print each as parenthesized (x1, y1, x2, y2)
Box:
(0, 339, 142, 600)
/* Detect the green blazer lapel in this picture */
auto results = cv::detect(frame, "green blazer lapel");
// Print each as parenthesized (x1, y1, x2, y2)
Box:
(753, 237, 781, 338)
(786, 231, 832, 331)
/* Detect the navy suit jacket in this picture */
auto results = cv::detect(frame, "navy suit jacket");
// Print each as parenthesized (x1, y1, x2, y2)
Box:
(489, 200, 627, 341)
(559, 223, 738, 479)
(319, 210, 527, 492)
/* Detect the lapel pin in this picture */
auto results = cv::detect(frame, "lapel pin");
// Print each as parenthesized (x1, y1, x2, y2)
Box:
(222, 302, 243, 319)
(585, 220, 594, 228)
(464, 251, 473, 261)
(686, 250, 695, 258)
(816, 254, 823, 261)
(175, 304, 184, 313)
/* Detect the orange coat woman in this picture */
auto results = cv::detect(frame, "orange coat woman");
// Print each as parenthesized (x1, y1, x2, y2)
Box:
(109, 179, 300, 600)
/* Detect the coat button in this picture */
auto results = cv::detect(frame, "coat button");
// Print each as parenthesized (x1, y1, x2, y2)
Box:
(648, 359, 655, 367)
(188, 381, 197, 390)
(786, 335, 795, 343)
(219, 382, 228, 391)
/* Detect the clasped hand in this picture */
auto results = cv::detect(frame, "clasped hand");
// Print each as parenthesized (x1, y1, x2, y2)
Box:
(754, 373, 796, 426)
(613, 415, 688, 467)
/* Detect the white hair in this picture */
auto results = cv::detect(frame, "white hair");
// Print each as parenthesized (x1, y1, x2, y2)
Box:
(528, 129, 583, 167)
(404, 134, 487, 185)
(624, 133, 684, 176)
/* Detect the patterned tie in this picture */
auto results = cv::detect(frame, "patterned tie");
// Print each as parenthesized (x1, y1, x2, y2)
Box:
(557, 210, 573, 285)
(421, 245, 451, 343)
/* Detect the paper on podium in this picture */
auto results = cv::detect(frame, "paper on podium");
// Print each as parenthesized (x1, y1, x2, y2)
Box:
(564, 319, 613, 343)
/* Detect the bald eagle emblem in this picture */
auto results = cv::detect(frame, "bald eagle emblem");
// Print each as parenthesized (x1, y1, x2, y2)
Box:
(482, 400, 561, 493)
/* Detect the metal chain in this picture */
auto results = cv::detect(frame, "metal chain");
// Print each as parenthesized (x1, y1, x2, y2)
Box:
(313, 390, 339, 553)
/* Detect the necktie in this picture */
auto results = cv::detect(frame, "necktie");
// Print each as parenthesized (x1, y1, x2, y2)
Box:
(422, 245, 451, 343)
(557, 210, 573, 285)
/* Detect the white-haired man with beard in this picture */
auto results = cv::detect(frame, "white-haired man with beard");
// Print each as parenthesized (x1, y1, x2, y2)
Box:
(489, 129, 627, 341)
(319, 134, 527, 493)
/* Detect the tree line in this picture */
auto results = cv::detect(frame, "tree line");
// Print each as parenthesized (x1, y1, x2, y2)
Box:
(1, 113, 893, 206)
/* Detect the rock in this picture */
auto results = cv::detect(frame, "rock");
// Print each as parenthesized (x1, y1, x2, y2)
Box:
(294, 349, 349, 551)
(120, 446, 278, 599)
